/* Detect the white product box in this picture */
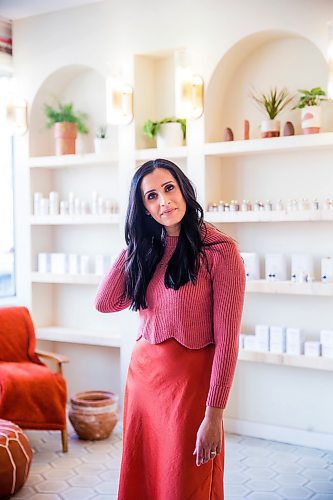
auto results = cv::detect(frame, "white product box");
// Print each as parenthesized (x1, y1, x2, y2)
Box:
(79, 255, 90, 275)
(291, 254, 314, 282)
(265, 254, 287, 281)
(34, 192, 42, 216)
(304, 341, 321, 357)
(320, 329, 333, 347)
(50, 253, 67, 274)
(94, 254, 112, 275)
(255, 324, 270, 352)
(49, 191, 59, 215)
(68, 254, 80, 274)
(286, 327, 304, 355)
(269, 326, 286, 353)
(243, 335, 257, 351)
(240, 252, 260, 280)
(321, 257, 333, 282)
(239, 334, 245, 350)
(322, 345, 333, 359)
(37, 253, 50, 273)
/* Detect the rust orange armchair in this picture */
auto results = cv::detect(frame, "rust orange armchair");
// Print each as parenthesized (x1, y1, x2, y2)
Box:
(0, 306, 69, 452)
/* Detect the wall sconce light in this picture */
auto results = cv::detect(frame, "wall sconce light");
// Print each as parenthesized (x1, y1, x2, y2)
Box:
(106, 76, 133, 125)
(327, 22, 333, 99)
(175, 50, 204, 119)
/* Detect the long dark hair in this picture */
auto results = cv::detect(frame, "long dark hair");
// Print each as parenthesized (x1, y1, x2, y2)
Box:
(124, 159, 205, 310)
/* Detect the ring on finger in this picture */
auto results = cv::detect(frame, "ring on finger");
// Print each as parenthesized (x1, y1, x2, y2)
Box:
(210, 450, 217, 457)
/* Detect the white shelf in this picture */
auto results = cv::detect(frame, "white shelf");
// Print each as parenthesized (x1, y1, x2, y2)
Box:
(205, 210, 333, 223)
(31, 273, 101, 284)
(29, 152, 118, 168)
(30, 214, 120, 225)
(238, 349, 333, 371)
(204, 132, 333, 158)
(135, 146, 188, 162)
(36, 326, 121, 348)
(246, 280, 333, 296)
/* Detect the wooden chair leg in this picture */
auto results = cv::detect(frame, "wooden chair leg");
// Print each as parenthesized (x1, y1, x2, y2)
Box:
(61, 428, 68, 453)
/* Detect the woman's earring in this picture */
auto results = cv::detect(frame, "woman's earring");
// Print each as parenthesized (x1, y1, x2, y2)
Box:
(145, 211, 151, 217)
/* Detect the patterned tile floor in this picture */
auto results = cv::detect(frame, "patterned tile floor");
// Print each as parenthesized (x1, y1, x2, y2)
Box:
(13, 422, 333, 499)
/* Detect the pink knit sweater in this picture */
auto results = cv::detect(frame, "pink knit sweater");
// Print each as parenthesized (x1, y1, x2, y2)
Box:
(95, 224, 245, 408)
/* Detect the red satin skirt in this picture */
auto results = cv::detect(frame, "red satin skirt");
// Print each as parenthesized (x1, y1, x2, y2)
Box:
(118, 337, 224, 500)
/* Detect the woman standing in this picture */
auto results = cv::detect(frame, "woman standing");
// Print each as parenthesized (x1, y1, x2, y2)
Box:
(95, 158, 245, 500)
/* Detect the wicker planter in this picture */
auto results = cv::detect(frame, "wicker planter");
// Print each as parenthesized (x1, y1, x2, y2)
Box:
(69, 390, 119, 440)
(54, 122, 77, 155)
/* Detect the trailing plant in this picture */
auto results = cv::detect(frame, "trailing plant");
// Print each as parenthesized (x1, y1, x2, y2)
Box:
(251, 87, 294, 120)
(44, 100, 89, 134)
(293, 87, 327, 109)
(143, 117, 186, 140)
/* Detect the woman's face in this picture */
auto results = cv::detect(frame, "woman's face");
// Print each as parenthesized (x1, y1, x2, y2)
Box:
(140, 168, 186, 236)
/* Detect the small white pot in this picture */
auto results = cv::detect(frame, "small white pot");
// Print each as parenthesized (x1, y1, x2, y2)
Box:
(301, 106, 321, 134)
(94, 138, 113, 154)
(156, 122, 184, 148)
(260, 119, 280, 138)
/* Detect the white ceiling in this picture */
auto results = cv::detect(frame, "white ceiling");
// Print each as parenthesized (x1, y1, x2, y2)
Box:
(0, 0, 103, 20)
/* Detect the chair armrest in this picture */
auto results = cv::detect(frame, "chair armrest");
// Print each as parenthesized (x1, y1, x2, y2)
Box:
(35, 349, 69, 375)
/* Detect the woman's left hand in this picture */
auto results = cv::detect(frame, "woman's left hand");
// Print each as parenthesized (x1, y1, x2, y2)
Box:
(193, 410, 223, 466)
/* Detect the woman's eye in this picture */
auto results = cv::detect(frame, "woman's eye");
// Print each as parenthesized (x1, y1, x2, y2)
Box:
(165, 184, 174, 192)
(147, 192, 157, 200)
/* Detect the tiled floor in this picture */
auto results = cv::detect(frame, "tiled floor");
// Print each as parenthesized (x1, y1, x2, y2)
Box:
(13, 423, 333, 499)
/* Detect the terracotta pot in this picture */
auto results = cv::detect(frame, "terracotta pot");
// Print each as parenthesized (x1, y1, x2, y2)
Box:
(260, 119, 280, 138)
(69, 390, 119, 440)
(54, 122, 77, 155)
(301, 105, 321, 134)
(0, 419, 33, 497)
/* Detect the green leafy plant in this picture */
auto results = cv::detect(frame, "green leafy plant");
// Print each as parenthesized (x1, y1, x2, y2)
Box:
(96, 125, 108, 138)
(293, 87, 327, 109)
(251, 87, 294, 120)
(44, 100, 89, 134)
(143, 117, 186, 140)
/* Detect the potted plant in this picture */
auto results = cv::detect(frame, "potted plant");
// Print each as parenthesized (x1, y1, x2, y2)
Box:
(251, 87, 294, 138)
(94, 125, 113, 154)
(143, 117, 186, 148)
(293, 87, 327, 134)
(44, 100, 88, 155)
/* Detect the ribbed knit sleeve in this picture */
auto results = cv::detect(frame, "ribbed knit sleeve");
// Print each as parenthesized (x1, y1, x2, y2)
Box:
(206, 240, 246, 408)
(95, 249, 132, 313)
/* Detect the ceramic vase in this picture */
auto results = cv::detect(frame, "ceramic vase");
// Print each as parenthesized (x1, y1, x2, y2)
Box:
(301, 106, 321, 134)
(156, 122, 184, 148)
(260, 119, 280, 138)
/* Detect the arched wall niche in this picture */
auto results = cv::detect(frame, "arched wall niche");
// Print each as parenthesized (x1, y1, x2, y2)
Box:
(29, 64, 116, 157)
(205, 30, 331, 142)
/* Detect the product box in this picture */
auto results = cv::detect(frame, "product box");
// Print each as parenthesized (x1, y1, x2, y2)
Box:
(79, 255, 90, 275)
(286, 327, 304, 355)
(320, 329, 333, 347)
(68, 254, 79, 275)
(37, 253, 50, 273)
(291, 254, 314, 282)
(321, 257, 333, 283)
(240, 252, 260, 280)
(270, 326, 286, 354)
(255, 324, 270, 352)
(50, 253, 66, 274)
(239, 334, 245, 350)
(304, 341, 321, 357)
(243, 335, 257, 351)
(322, 345, 333, 359)
(265, 254, 287, 281)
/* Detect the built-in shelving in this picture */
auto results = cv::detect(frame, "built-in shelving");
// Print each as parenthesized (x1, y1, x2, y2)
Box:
(238, 349, 333, 372)
(30, 214, 120, 225)
(31, 273, 101, 284)
(29, 152, 118, 169)
(36, 326, 121, 348)
(205, 210, 333, 224)
(246, 280, 333, 296)
(204, 132, 333, 158)
(135, 146, 188, 162)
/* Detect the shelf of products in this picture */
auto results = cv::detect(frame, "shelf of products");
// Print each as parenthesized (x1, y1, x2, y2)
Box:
(245, 280, 333, 296)
(205, 210, 333, 223)
(30, 214, 120, 225)
(31, 272, 101, 285)
(29, 152, 118, 168)
(238, 349, 333, 372)
(36, 326, 121, 348)
(204, 132, 333, 158)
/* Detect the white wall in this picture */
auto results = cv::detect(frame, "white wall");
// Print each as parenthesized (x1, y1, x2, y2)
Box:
(11, 0, 333, 445)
